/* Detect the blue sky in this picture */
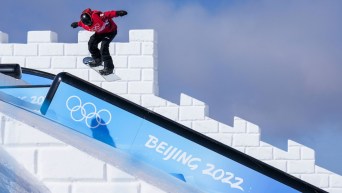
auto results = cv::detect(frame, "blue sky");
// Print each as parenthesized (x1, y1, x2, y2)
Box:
(1, 0, 342, 175)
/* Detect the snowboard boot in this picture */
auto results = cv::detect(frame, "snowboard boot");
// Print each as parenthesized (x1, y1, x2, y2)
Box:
(100, 58, 114, 76)
(89, 58, 102, 67)
(99, 67, 114, 76)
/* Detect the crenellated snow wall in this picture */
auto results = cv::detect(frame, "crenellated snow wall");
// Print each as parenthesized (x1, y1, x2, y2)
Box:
(0, 30, 341, 193)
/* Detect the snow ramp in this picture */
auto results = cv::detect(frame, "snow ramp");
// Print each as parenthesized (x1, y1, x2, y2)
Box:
(0, 66, 326, 193)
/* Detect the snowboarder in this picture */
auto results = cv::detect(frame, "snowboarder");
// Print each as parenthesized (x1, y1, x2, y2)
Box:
(71, 8, 127, 75)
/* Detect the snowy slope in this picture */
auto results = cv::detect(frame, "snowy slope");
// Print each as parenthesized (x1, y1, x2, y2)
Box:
(0, 147, 50, 193)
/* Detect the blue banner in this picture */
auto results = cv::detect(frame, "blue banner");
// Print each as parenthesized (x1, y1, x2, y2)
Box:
(42, 82, 300, 193)
(0, 86, 50, 111)
(21, 73, 53, 85)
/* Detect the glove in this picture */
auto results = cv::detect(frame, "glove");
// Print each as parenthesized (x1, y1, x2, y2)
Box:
(116, 10, 127, 17)
(71, 22, 78, 28)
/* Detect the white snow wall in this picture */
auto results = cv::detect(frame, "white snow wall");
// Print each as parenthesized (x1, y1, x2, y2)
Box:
(0, 30, 341, 193)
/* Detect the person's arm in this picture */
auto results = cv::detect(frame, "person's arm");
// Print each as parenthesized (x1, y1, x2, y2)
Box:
(103, 10, 127, 18)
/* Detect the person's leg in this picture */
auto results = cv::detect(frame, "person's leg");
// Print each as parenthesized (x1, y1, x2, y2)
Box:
(88, 33, 102, 66)
(99, 31, 117, 75)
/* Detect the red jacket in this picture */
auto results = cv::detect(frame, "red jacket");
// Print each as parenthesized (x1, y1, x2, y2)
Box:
(78, 9, 118, 34)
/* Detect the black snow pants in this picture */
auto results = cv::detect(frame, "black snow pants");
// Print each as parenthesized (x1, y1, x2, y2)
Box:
(88, 30, 117, 69)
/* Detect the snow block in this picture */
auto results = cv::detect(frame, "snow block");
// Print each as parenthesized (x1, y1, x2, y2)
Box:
(116, 42, 141, 55)
(129, 29, 157, 42)
(28, 31, 57, 43)
(38, 147, 105, 179)
(78, 30, 94, 43)
(0, 31, 9, 43)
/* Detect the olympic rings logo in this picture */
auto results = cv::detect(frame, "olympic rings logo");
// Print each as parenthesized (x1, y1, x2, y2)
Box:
(66, 96, 112, 128)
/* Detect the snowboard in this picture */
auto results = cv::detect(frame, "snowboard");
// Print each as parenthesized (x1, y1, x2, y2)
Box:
(82, 57, 120, 82)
